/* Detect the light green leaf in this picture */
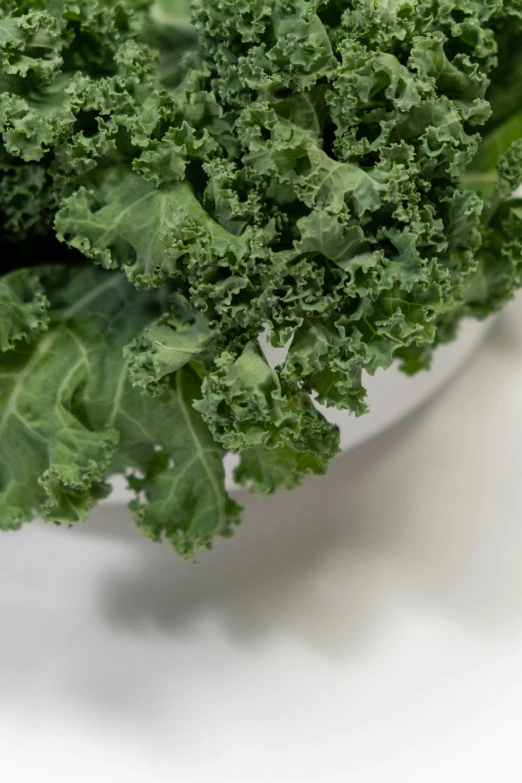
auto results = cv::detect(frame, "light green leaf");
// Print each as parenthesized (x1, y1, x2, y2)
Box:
(125, 293, 215, 394)
(297, 146, 384, 215)
(55, 170, 248, 288)
(294, 209, 368, 266)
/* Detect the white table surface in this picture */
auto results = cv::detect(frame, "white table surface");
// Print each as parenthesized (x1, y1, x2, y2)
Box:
(1, 301, 522, 782)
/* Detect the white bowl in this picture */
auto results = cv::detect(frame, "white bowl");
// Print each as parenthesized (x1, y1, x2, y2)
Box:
(104, 316, 491, 502)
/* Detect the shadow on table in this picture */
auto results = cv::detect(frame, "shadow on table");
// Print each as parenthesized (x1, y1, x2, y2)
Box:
(89, 321, 522, 654)
(89, 414, 420, 653)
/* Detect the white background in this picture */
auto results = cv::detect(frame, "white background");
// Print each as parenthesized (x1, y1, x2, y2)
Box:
(1, 301, 522, 782)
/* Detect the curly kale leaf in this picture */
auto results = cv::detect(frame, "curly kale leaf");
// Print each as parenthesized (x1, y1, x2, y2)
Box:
(193, 339, 339, 453)
(0, 267, 49, 351)
(2, 0, 522, 548)
(0, 264, 241, 559)
(234, 438, 336, 497)
(15, 0, 522, 420)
